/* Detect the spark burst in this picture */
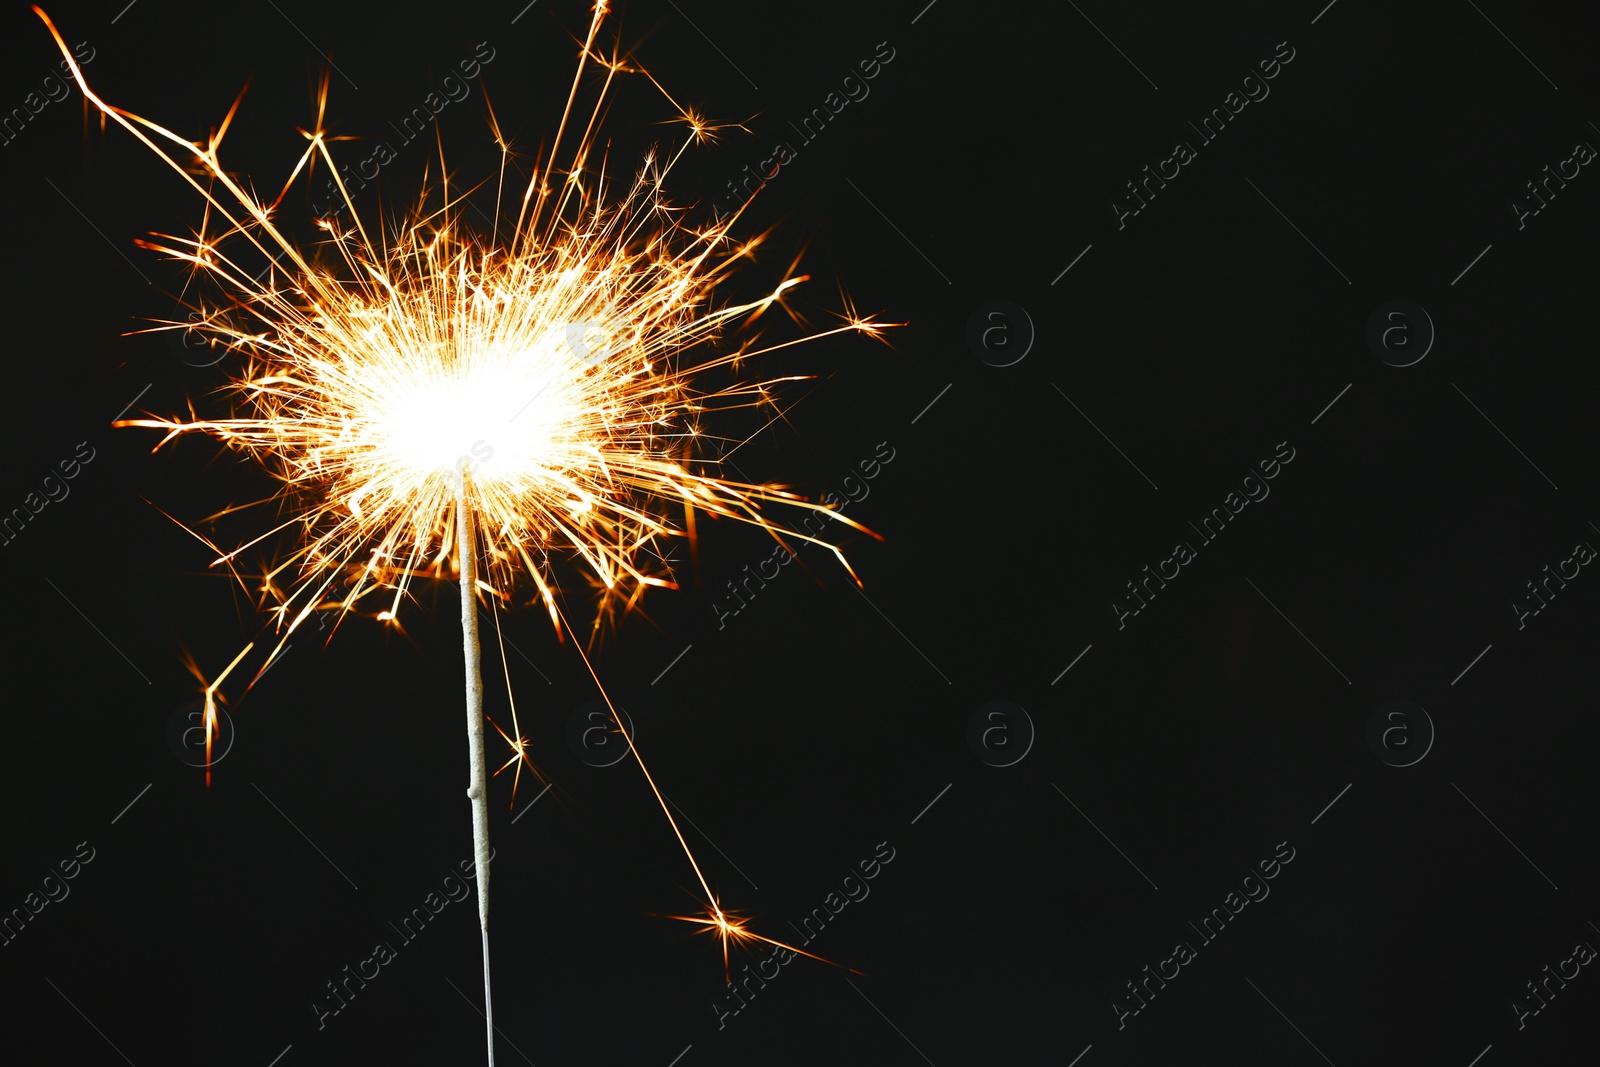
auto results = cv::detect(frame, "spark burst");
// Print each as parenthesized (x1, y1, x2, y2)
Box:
(37, 2, 886, 1059)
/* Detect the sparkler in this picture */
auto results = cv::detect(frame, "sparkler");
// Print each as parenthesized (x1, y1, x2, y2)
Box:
(38, 3, 887, 1060)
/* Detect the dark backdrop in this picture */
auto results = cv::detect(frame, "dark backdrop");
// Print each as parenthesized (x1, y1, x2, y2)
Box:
(1, 1, 1597, 1064)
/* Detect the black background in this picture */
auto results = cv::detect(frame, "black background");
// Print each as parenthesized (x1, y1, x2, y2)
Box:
(2, 1, 1598, 1064)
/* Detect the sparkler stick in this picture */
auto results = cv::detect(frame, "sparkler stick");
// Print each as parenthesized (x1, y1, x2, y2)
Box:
(36, 4, 892, 1059)
(455, 478, 495, 1063)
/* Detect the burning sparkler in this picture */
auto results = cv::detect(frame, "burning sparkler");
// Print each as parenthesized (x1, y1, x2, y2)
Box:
(39, 2, 888, 1061)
